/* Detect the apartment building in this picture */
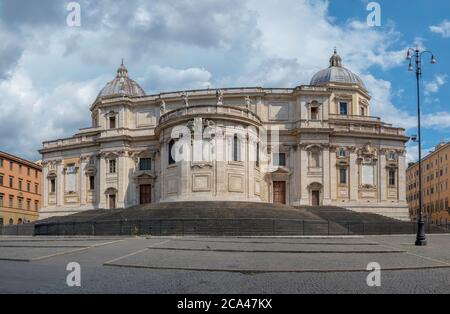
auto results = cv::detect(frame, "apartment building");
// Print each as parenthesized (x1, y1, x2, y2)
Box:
(406, 142, 450, 223)
(0, 151, 42, 225)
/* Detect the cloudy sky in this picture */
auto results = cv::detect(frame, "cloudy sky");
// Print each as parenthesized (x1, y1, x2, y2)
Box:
(0, 0, 449, 162)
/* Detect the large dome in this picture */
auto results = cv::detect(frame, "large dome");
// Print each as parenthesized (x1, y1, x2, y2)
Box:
(98, 61, 145, 98)
(310, 50, 366, 90)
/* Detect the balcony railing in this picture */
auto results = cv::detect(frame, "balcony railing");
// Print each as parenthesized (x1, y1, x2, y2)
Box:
(329, 114, 381, 123)
(42, 135, 96, 149)
(159, 104, 262, 125)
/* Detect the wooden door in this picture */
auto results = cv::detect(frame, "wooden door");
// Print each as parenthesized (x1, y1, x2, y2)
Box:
(273, 181, 286, 205)
(140, 184, 152, 205)
(109, 195, 116, 209)
(312, 191, 320, 206)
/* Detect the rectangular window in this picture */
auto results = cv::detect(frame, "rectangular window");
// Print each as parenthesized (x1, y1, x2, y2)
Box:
(35, 183, 38, 194)
(35, 201, 39, 211)
(0, 158, 3, 167)
(0, 175, 3, 186)
(19, 165, 22, 174)
(339, 168, 347, 185)
(35, 169, 38, 178)
(274, 153, 286, 167)
(139, 158, 152, 171)
(109, 159, 116, 174)
(89, 176, 95, 191)
(18, 197, 23, 209)
(27, 181, 31, 192)
(50, 179, 56, 193)
(109, 116, 116, 129)
(360, 107, 365, 116)
(9, 196, 13, 208)
(26, 199, 31, 210)
(9, 176, 13, 188)
(18, 179, 22, 191)
(9, 161, 13, 171)
(27, 167, 30, 176)
(256, 143, 260, 168)
(339, 102, 348, 115)
(0, 194, 3, 207)
(232, 135, 241, 162)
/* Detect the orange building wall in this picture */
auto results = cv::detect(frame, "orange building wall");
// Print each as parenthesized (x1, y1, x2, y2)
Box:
(0, 151, 42, 225)
(406, 143, 450, 223)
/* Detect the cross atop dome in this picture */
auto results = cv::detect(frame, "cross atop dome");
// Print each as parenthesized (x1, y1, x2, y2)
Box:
(329, 48, 342, 68)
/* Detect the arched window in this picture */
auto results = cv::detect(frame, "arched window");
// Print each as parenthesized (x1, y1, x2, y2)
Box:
(168, 140, 176, 165)
(9, 218, 13, 225)
(233, 134, 241, 162)
(17, 218, 23, 225)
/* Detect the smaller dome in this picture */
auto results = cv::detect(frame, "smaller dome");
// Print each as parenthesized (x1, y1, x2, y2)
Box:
(98, 60, 145, 98)
(310, 49, 366, 90)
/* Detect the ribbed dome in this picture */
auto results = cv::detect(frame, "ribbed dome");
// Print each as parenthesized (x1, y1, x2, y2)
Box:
(310, 49, 366, 90)
(98, 60, 145, 98)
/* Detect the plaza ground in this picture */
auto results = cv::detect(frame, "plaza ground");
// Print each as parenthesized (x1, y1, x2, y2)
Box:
(0, 234, 449, 293)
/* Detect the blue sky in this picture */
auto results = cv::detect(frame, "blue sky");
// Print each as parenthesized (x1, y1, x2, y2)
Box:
(0, 0, 448, 162)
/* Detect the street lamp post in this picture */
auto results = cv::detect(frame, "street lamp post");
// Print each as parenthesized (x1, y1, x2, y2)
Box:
(406, 48, 436, 247)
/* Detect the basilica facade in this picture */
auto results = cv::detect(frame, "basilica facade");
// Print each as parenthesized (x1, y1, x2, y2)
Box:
(39, 51, 410, 221)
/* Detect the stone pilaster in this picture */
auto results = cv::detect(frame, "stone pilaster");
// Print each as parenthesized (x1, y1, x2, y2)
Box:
(300, 147, 309, 204)
(380, 153, 387, 202)
(349, 152, 358, 201)
(330, 151, 337, 201)
(322, 146, 331, 204)
(98, 155, 106, 208)
(398, 153, 406, 202)
(57, 162, 64, 206)
(42, 163, 48, 208)
(117, 151, 126, 208)
(80, 158, 87, 206)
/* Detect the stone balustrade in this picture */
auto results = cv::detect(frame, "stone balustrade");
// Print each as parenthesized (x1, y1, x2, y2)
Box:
(159, 104, 262, 125)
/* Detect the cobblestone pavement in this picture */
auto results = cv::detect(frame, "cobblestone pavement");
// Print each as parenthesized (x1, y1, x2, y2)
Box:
(0, 234, 449, 293)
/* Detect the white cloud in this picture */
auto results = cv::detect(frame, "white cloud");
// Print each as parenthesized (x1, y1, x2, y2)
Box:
(424, 74, 447, 94)
(430, 20, 450, 38)
(422, 112, 450, 129)
(0, 67, 104, 161)
(140, 66, 212, 94)
(406, 144, 434, 164)
(362, 74, 417, 129)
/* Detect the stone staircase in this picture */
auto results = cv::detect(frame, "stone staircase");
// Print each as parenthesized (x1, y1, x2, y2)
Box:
(301, 206, 449, 235)
(9, 202, 449, 236)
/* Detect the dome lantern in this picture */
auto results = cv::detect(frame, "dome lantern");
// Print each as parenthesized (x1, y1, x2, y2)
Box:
(329, 48, 342, 67)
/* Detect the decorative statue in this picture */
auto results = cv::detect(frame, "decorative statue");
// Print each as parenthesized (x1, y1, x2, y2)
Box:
(363, 142, 375, 155)
(160, 100, 166, 116)
(216, 89, 224, 106)
(244, 96, 251, 110)
(182, 92, 189, 107)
